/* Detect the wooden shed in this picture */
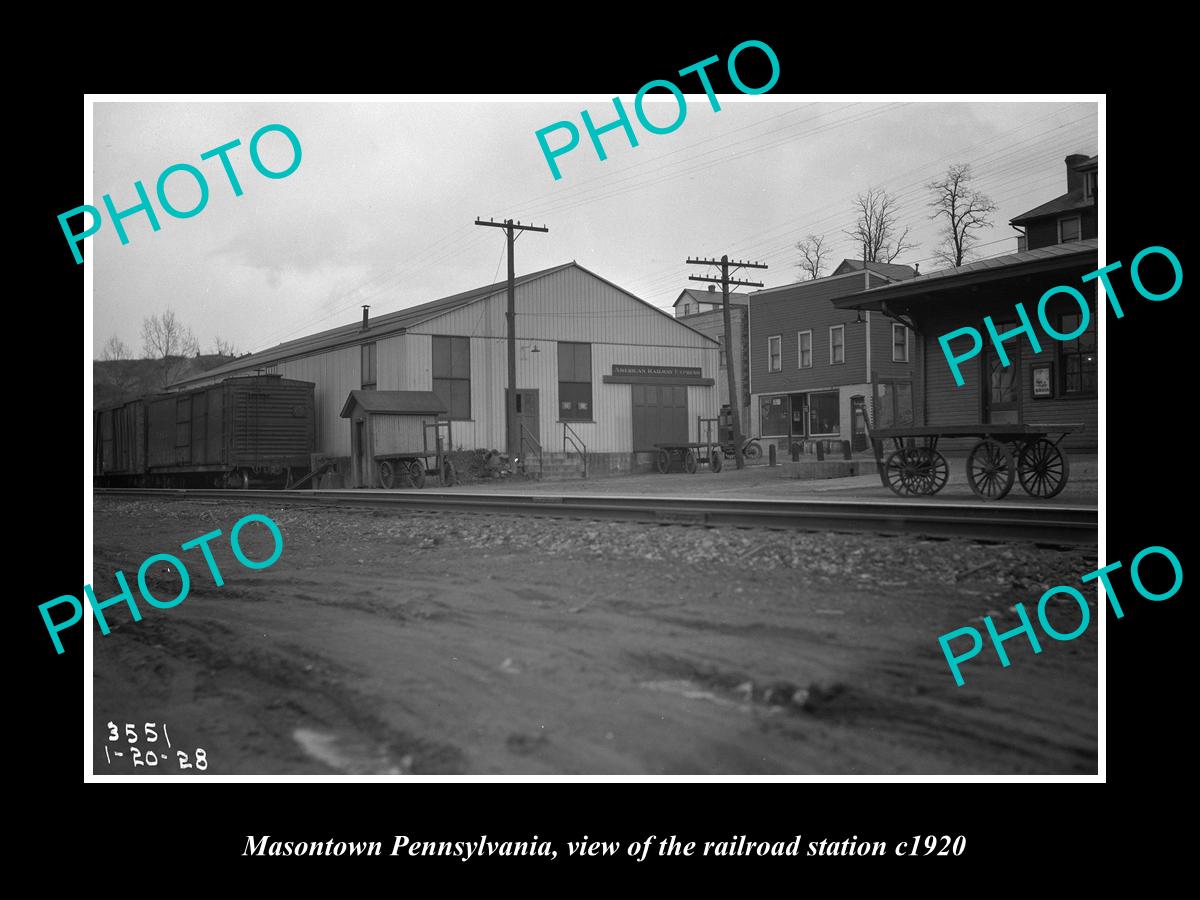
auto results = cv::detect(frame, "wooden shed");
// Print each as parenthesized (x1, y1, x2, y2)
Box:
(340, 390, 448, 488)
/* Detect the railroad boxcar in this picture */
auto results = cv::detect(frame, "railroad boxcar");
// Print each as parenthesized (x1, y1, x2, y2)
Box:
(94, 374, 316, 488)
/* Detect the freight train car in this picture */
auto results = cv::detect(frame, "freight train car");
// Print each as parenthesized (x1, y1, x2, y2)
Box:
(94, 374, 316, 488)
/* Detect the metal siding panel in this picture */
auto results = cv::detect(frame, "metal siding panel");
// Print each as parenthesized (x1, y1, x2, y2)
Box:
(279, 348, 358, 457)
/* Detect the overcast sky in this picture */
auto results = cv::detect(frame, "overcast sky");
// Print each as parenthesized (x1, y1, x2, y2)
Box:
(92, 99, 1097, 358)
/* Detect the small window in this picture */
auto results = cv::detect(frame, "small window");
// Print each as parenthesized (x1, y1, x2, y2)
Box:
(1059, 216, 1082, 243)
(797, 330, 812, 368)
(1085, 170, 1097, 200)
(892, 324, 909, 363)
(558, 341, 593, 421)
(767, 335, 782, 372)
(829, 325, 845, 365)
(361, 342, 377, 390)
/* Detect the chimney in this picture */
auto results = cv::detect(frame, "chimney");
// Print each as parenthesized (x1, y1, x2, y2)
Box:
(1065, 154, 1089, 193)
(361, 305, 370, 331)
(913, 263, 920, 276)
(707, 284, 716, 292)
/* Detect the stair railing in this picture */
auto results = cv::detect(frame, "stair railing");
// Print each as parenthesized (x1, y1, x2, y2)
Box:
(562, 421, 587, 478)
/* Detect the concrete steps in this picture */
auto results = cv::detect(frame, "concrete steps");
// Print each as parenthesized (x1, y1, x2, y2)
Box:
(521, 451, 586, 480)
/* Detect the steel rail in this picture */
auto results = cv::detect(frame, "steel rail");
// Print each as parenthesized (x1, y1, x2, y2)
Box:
(95, 488, 1096, 545)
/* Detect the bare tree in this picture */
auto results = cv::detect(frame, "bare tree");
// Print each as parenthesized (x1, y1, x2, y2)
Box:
(213, 336, 238, 357)
(99, 334, 131, 361)
(142, 309, 200, 388)
(927, 163, 998, 267)
(844, 187, 917, 264)
(795, 234, 830, 280)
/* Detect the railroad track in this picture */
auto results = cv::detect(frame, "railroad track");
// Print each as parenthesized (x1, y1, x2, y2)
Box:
(95, 488, 1096, 545)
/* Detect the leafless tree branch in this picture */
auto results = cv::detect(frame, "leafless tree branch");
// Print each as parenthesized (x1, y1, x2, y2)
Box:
(844, 187, 917, 264)
(142, 309, 200, 388)
(795, 234, 830, 280)
(927, 163, 998, 267)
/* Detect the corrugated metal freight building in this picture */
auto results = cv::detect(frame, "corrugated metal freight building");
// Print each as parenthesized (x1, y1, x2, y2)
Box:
(170, 262, 721, 473)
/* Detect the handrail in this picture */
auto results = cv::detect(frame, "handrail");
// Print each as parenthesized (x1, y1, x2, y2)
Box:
(562, 422, 587, 478)
(519, 424, 543, 478)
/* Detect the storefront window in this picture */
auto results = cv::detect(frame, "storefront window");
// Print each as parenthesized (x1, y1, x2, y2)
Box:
(808, 391, 839, 435)
(760, 395, 790, 435)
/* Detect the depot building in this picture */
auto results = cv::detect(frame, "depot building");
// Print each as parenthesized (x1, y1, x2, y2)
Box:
(171, 262, 720, 480)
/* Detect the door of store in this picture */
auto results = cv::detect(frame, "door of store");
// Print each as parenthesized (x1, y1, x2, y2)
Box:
(983, 327, 1021, 424)
(632, 384, 688, 451)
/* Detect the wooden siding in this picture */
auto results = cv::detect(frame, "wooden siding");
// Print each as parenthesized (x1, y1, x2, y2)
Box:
(749, 271, 891, 396)
(920, 285, 1097, 450)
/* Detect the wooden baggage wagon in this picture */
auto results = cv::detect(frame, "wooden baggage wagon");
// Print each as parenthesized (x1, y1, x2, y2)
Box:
(868, 423, 1083, 501)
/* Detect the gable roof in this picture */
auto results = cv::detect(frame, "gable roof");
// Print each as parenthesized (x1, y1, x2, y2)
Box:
(831, 259, 919, 280)
(1011, 189, 1095, 224)
(171, 261, 716, 389)
(673, 288, 750, 308)
(339, 390, 447, 417)
(833, 239, 1099, 308)
(1011, 155, 1098, 224)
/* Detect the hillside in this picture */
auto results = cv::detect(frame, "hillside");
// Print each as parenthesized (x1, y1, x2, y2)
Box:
(93, 355, 242, 409)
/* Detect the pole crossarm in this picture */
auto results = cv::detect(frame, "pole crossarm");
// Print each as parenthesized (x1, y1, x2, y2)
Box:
(475, 217, 550, 233)
(688, 275, 764, 288)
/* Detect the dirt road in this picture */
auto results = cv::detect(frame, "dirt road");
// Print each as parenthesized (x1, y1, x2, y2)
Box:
(91, 496, 1098, 775)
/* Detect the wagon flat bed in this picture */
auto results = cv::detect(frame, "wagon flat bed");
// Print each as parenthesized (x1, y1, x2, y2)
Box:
(868, 422, 1084, 501)
(653, 442, 724, 475)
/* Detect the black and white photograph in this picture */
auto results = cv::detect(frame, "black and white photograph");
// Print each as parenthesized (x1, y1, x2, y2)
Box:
(77, 93, 1110, 779)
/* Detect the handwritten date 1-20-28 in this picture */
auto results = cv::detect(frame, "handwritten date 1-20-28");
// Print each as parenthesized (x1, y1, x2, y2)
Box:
(104, 721, 208, 770)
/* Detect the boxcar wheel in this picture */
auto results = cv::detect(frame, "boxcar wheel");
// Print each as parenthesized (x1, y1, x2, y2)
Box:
(407, 459, 426, 489)
(655, 449, 670, 474)
(379, 460, 396, 489)
(225, 468, 249, 490)
(967, 439, 1015, 500)
(683, 448, 698, 474)
(710, 450, 723, 473)
(1017, 438, 1070, 499)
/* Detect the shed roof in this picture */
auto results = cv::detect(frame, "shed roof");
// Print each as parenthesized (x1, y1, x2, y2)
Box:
(833, 239, 1099, 309)
(339, 390, 447, 418)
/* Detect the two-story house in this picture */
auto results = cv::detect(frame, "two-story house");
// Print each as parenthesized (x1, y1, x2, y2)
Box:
(1011, 154, 1097, 251)
(748, 261, 918, 454)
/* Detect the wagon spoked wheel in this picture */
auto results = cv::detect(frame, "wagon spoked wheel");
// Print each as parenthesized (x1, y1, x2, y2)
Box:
(379, 460, 396, 489)
(683, 448, 698, 474)
(910, 448, 950, 496)
(883, 448, 917, 496)
(1018, 438, 1070, 499)
(744, 441, 763, 461)
(710, 450, 724, 473)
(407, 459, 426, 489)
(966, 439, 1015, 500)
(656, 449, 671, 474)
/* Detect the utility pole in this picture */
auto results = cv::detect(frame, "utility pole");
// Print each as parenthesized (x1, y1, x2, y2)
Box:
(685, 254, 767, 470)
(474, 217, 549, 459)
